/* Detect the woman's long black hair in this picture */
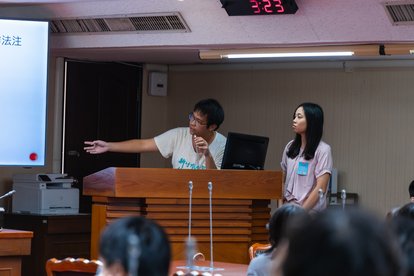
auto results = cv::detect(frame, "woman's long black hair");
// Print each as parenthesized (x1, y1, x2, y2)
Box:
(287, 102, 324, 160)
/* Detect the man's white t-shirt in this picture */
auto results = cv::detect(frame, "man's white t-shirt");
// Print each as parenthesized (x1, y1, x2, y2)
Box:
(154, 127, 227, 169)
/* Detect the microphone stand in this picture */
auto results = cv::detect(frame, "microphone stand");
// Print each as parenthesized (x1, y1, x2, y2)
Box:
(176, 181, 197, 274)
(0, 190, 16, 212)
(176, 182, 223, 274)
(208, 182, 214, 271)
(187, 181, 194, 271)
(127, 234, 140, 276)
(341, 189, 347, 210)
(318, 188, 324, 208)
(0, 190, 16, 231)
(188, 181, 193, 240)
(0, 190, 16, 200)
(206, 182, 223, 273)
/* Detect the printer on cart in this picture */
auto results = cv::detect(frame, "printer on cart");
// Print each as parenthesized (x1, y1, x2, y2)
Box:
(12, 173, 79, 214)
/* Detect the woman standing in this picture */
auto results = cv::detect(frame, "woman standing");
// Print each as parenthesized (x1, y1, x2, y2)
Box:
(281, 103, 333, 211)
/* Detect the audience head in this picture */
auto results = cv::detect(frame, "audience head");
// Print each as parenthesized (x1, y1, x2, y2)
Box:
(389, 216, 414, 276)
(281, 208, 403, 276)
(396, 202, 414, 220)
(193, 98, 224, 130)
(409, 180, 414, 201)
(268, 204, 307, 251)
(99, 216, 171, 276)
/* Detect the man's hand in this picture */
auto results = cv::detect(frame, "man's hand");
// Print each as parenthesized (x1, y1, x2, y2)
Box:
(193, 135, 210, 157)
(84, 140, 109, 154)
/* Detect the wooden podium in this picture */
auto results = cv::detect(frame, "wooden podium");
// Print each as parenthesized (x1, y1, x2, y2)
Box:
(83, 167, 282, 264)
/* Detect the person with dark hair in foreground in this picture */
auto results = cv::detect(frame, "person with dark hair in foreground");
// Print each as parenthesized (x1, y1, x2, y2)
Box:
(396, 202, 414, 220)
(281, 102, 333, 211)
(387, 181, 414, 219)
(247, 204, 307, 276)
(97, 216, 171, 276)
(389, 216, 414, 276)
(84, 98, 226, 169)
(278, 208, 404, 276)
(409, 180, 414, 202)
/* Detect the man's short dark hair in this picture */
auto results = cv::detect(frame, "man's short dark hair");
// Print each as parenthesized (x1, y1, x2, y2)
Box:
(99, 216, 171, 276)
(409, 180, 414, 198)
(194, 98, 224, 130)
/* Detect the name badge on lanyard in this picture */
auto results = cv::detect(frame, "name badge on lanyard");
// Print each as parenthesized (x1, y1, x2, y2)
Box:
(297, 161, 309, 176)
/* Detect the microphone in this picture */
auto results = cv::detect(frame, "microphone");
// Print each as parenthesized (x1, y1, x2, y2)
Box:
(188, 181, 193, 239)
(205, 182, 223, 273)
(176, 182, 223, 274)
(187, 181, 194, 271)
(0, 190, 15, 200)
(0, 190, 15, 213)
(208, 181, 214, 270)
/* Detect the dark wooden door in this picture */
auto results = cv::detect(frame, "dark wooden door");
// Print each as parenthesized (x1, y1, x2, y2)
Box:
(63, 60, 142, 212)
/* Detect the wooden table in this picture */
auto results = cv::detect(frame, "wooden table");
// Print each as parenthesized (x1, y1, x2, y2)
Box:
(171, 260, 248, 275)
(0, 229, 33, 276)
(4, 213, 91, 276)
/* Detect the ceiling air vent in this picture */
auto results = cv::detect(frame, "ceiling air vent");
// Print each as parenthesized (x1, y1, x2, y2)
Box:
(50, 13, 190, 34)
(383, 1, 414, 25)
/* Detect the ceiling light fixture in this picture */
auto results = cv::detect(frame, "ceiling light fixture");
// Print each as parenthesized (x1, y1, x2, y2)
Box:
(380, 44, 414, 55)
(223, 51, 354, 59)
(199, 45, 381, 60)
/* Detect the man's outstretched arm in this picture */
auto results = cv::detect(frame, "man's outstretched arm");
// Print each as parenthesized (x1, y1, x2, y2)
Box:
(84, 138, 158, 154)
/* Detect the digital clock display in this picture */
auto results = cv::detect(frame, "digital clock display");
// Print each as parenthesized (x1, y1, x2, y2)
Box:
(221, 0, 298, 16)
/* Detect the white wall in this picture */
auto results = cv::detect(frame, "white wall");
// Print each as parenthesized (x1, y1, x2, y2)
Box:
(140, 64, 170, 168)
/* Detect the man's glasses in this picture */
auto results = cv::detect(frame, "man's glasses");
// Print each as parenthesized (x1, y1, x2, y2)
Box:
(188, 112, 207, 127)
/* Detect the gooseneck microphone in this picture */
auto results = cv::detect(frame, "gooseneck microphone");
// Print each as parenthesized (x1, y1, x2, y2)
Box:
(187, 181, 194, 271)
(188, 181, 193, 239)
(0, 190, 15, 200)
(208, 181, 214, 270)
(0, 190, 16, 215)
(176, 181, 223, 274)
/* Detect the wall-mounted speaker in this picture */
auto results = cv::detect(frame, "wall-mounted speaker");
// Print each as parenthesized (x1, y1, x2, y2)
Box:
(148, 72, 167, 96)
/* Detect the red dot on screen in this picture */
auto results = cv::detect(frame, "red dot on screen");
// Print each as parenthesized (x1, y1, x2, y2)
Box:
(29, 153, 38, 161)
